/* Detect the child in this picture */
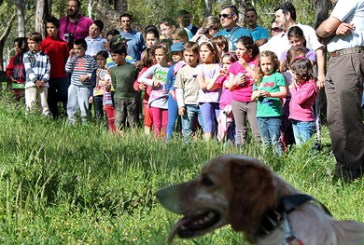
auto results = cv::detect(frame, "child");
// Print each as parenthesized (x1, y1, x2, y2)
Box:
(139, 43, 170, 139)
(171, 28, 189, 44)
(144, 25, 160, 48)
(90, 50, 110, 123)
(133, 48, 156, 135)
(23, 32, 51, 116)
(109, 41, 139, 131)
(228, 36, 260, 147)
(100, 72, 116, 133)
(159, 18, 177, 40)
(289, 57, 318, 145)
(196, 41, 220, 140)
(65, 38, 98, 125)
(85, 20, 107, 57)
(6, 37, 28, 101)
(175, 41, 204, 143)
(41, 16, 70, 119)
(251, 50, 288, 155)
(166, 42, 185, 140)
(207, 52, 237, 143)
(211, 36, 229, 61)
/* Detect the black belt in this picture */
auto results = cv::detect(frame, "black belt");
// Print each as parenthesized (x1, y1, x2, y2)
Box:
(330, 46, 364, 57)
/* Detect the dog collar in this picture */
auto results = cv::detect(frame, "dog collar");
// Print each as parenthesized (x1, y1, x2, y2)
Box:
(257, 194, 332, 240)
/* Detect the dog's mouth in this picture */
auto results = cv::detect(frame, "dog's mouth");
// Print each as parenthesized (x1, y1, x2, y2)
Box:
(168, 210, 222, 243)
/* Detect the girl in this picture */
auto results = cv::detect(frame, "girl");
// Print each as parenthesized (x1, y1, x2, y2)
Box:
(211, 36, 229, 62)
(133, 48, 156, 135)
(166, 42, 185, 140)
(280, 26, 316, 74)
(207, 52, 237, 143)
(139, 44, 170, 139)
(289, 57, 318, 145)
(251, 50, 288, 155)
(144, 25, 160, 48)
(90, 51, 109, 123)
(228, 36, 260, 147)
(6, 37, 28, 101)
(100, 72, 116, 133)
(191, 16, 220, 44)
(171, 28, 189, 44)
(196, 41, 221, 140)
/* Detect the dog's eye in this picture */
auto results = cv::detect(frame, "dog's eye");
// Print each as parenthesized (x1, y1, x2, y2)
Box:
(201, 176, 214, 187)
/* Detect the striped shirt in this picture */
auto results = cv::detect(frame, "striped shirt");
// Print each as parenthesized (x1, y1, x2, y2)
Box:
(23, 50, 51, 88)
(65, 54, 98, 86)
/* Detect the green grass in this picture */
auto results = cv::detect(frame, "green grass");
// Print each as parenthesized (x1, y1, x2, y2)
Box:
(0, 94, 363, 244)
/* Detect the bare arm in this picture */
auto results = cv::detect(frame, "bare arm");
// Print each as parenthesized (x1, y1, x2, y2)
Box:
(316, 16, 341, 39)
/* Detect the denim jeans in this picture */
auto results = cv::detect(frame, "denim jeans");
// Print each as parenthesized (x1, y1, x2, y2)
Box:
(257, 117, 282, 155)
(167, 94, 178, 140)
(291, 120, 316, 145)
(181, 104, 204, 143)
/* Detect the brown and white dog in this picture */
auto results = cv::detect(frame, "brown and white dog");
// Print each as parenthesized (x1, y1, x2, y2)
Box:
(157, 155, 364, 245)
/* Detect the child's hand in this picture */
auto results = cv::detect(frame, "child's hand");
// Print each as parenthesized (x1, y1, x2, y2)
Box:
(79, 75, 89, 82)
(153, 80, 161, 88)
(105, 82, 111, 92)
(261, 90, 271, 98)
(89, 96, 93, 104)
(234, 73, 246, 86)
(69, 49, 75, 57)
(139, 82, 147, 90)
(178, 107, 185, 116)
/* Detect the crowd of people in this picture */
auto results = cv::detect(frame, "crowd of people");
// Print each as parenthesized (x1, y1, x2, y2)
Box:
(3, 0, 364, 181)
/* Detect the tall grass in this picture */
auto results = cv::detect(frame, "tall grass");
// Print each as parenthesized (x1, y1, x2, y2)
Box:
(0, 96, 363, 244)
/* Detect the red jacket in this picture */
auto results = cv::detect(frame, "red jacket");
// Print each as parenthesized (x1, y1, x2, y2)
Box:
(40, 36, 69, 78)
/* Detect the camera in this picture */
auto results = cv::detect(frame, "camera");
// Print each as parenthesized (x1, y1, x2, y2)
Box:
(64, 33, 74, 47)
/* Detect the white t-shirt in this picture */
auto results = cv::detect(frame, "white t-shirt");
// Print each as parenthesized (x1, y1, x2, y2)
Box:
(327, 0, 364, 52)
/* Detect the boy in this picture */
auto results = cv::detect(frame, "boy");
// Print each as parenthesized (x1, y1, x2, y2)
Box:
(175, 41, 204, 143)
(109, 39, 139, 131)
(41, 16, 69, 119)
(65, 38, 97, 125)
(23, 32, 51, 115)
(85, 20, 107, 57)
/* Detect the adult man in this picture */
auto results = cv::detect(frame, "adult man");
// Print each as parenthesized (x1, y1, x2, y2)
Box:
(119, 13, 145, 63)
(260, 2, 325, 86)
(214, 4, 251, 52)
(176, 10, 199, 36)
(245, 8, 268, 46)
(59, 0, 93, 45)
(316, 0, 364, 181)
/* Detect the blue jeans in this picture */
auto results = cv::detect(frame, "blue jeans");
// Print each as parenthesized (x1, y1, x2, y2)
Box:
(181, 104, 204, 143)
(167, 94, 178, 140)
(257, 117, 282, 155)
(291, 120, 316, 145)
(199, 102, 220, 134)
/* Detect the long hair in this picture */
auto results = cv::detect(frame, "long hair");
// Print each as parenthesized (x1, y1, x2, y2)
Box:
(255, 50, 279, 84)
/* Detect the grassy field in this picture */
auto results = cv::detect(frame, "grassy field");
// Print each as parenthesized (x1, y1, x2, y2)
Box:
(0, 95, 363, 244)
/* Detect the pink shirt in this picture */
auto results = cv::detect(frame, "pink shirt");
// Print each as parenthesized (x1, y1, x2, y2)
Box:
(289, 79, 318, 121)
(59, 15, 93, 41)
(216, 74, 233, 109)
(228, 59, 258, 102)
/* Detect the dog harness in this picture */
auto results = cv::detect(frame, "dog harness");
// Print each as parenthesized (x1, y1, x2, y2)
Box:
(258, 194, 332, 245)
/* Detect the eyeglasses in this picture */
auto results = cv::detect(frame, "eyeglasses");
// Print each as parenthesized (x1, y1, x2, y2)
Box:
(211, 27, 219, 31)
(161, 27, 171, 32)
(219, 14, 234, 19)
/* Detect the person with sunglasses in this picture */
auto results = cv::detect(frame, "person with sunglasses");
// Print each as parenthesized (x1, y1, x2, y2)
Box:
(191, 16, 221, 44)
(245, 8, 268, 46)
(213, 4, 251, 52)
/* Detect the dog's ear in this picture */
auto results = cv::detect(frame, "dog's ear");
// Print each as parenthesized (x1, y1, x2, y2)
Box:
(228, 158, 276, 232)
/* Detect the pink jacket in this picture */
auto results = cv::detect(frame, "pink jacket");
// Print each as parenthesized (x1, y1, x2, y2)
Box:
(289, 79, 318, 121)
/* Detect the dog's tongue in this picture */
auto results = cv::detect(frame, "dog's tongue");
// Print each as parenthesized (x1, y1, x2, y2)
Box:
(167, 217, 190, 244)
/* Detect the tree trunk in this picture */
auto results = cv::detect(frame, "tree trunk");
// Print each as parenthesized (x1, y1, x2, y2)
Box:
(88, 0, 93, 19)
(15, 0, 26, 37)
(95, 0, 128, 33)
(236, 0, 251, 27)
(0, 14, 16, 70)
(35, 0, 51, 37)
(204, 0, 212, 18)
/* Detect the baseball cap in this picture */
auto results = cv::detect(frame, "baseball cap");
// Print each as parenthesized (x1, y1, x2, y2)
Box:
(169, 42, 185, 53)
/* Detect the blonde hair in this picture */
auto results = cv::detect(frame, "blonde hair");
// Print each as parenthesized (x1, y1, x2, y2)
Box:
(255, 50, 279, 84)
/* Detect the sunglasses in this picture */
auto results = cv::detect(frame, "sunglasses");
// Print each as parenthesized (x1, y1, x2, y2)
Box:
(211, 27, 219, 31)
(219, 14, 234, 19)
(271, 27, 282, 31)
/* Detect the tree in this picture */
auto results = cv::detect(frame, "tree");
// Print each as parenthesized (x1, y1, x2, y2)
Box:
(14, 0, 25, 37)
(0, 13, 16, 70)
(35, 0, 51, 36)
